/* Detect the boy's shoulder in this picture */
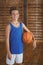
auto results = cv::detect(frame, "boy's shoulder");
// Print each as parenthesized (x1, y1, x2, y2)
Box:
(6, 23, 10, 28)
(6, 23, 11, 31)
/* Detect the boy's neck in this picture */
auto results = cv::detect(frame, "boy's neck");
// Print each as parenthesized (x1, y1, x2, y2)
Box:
(11, 19, 19, 23)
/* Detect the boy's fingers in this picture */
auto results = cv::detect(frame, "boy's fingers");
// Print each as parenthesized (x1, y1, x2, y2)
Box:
(33, 40, 36, 48)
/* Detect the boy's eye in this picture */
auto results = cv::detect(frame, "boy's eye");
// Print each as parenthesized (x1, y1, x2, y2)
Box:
(12, 13, 19, 15)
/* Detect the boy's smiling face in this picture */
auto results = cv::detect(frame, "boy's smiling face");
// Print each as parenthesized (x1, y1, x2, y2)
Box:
(11, 10, 19, 21)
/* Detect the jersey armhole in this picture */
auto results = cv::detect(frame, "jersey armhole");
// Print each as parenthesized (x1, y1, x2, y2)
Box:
(20, 22, 24, 33)
(9, 23, 11, 32)
(20, 22, 23, 28)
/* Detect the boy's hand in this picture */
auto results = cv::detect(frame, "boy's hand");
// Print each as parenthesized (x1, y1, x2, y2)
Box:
(33, 40, 36, 49)
(8, 53, 12, 60)
(30, 32, 36, 49)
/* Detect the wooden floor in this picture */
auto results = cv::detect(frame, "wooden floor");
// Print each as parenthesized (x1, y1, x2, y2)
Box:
(0, 41, 43, 65)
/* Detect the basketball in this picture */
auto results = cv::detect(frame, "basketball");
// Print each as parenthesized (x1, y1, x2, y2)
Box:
(22, 32, 33, 44)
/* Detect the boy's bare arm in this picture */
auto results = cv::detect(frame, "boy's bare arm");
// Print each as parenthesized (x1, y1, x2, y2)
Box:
(22, 23, 36, 48)
(6, 25, 10, 54)
(5, 24, 12, 59)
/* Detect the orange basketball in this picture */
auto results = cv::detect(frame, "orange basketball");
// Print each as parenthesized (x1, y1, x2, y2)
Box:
(22, 32, 33, 44)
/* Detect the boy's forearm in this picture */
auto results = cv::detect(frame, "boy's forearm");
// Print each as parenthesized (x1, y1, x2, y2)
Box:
(6, 39, 11, 54)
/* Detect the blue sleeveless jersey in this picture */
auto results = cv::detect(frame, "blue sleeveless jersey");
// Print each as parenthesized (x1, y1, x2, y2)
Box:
(9, 22, 23, 54)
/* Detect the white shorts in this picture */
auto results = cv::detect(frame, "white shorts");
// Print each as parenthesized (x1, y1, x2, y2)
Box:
(6, 53, 23, 65)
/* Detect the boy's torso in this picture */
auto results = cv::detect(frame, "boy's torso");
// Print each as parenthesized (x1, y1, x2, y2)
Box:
(9, 22, 23, 54)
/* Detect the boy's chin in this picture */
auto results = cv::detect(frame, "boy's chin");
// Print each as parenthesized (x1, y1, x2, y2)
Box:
(14, 18, 18, 21)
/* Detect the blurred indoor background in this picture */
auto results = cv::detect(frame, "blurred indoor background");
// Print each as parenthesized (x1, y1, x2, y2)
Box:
(0, 0, 43, 65)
